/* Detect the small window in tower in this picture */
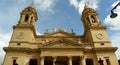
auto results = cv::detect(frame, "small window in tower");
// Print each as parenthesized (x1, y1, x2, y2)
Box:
(101, 43, 104, 45)
(13, 59, 18, 65)
(25, 15, 29, 22)
(17, 43, 21, 45)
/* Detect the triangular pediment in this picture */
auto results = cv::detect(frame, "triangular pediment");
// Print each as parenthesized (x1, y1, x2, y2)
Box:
(45, 31, 76, 37)
(41, 38, 82, 48)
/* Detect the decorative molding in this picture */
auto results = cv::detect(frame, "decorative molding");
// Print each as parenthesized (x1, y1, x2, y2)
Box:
(93, 47, 117, 52)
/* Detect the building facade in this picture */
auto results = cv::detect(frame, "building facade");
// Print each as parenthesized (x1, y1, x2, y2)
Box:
(2, 4, 119, 65)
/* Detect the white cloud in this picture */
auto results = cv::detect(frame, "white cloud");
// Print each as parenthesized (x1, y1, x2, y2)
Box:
(104, 1, 120, 30)
(69, 0, 100, 15)
(110, 32, 120, 59)
(36, 31, 43, 35)
(18, 0, 27, 3)
(0, 31, 11, 64)
(34, 0, 56, 13)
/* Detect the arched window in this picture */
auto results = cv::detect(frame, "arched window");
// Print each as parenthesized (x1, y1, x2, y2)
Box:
(87, 17, 91, 24)
(25, 15, 29, 22)
(91, 16, 96, 23)
(30, 17, 33, 23)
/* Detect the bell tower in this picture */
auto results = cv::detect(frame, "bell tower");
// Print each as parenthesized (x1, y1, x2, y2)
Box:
(10, 4, 38, 43)
(81, 5, 118, 65)
(18, 4, 38, 27)
(2, 4, 39, 65)
(81, 5, 102, 31)
(81, 5, 112, 47)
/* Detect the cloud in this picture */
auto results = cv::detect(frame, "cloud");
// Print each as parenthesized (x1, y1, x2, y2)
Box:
(0, 31, 11, 64)
(110, 32, 120, 59)
(34, 0, 56, 13)
(36, 31, 43, 35)
(69, 0, 100, 15)
(104, 1, 120, 30)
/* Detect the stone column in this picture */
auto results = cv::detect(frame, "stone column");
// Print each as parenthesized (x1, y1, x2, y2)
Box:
(68, 56, 72, 65)
(81, 56, 86, 65)
(53, 57, 57, 65)
(40, 56, 44, 65)
(95, 16, 99, 23)
(88, 15, 92, 24)
(28, 15, 31, 23)
(20, 15, 25, 23)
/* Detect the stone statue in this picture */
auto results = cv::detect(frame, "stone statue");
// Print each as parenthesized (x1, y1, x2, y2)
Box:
(98, 58, 104, 65)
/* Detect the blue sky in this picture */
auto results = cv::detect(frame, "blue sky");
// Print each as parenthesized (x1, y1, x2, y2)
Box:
(0, 0, 120, 64)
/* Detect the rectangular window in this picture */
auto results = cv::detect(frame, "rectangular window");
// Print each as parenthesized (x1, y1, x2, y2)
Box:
(86, 59, 94, 65)
(106, 59, 111, 65)
(13, 59, 18, 65)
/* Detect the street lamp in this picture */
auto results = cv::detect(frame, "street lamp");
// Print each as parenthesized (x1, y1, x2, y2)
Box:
(110, 2, 120, 18)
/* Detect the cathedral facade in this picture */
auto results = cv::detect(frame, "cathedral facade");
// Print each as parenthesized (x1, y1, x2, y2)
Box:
(2, 4, 119, 65)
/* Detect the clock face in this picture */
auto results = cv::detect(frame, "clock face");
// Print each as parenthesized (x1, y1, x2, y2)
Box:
(16, 32, 24, 39)
(96, 33, 103, 39)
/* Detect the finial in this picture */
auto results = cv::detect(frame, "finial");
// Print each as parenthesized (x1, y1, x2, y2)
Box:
(46, 29, 48, 33)
(84, 4, 89, 9)
(83, 0, 90, 9)
(29, 0, 34, 8)
(83, 0, 86, 5)
(63, 29, 66, 32)
(58, 25, 62, 31)
(52, 28, 56, 32)
(71, 29, 74, 33)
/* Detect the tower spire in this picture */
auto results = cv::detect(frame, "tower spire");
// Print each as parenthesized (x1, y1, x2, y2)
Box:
(17, 2, 38, 27)
(84, 4, 90, 9)
(29, 2, 34, 8)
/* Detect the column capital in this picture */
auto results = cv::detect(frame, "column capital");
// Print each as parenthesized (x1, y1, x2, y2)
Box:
(52, 56, 57, 58)
(68, 56, 73, 58)
(80, 55, 84, 59)
(80, 55, 86, 65)
(40, 56, 45, 58)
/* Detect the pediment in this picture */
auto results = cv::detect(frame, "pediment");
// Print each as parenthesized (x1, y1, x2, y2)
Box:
(45, 31, 76, 37)
(41, 38, 82, 48)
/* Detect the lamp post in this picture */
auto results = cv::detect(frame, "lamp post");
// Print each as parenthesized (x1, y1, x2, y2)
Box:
(110, 2, 120, 18)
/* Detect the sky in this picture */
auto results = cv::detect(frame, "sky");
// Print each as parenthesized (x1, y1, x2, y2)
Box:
(0, 0, 120, 64)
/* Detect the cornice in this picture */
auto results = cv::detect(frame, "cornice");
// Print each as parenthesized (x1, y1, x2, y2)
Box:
(3, 47, 40, 52)
(93, 47, 118, 52)
(40, 47, 84, 50)
(9, 41, 29, 43)
(36, 35, 83, 38)
(13, 25, 37, 37)
(88, 26, 107, 29)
